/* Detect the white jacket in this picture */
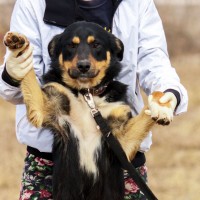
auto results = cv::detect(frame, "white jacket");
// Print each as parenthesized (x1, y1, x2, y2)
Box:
(0, 0, 188, 152)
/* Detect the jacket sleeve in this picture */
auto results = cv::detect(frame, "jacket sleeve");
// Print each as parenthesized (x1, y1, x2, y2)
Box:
(0, 0, 44, 105)
(137, 0, 188, 115)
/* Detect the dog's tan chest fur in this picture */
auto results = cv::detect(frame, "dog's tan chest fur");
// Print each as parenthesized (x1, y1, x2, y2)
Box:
(67, 94, 124, 175)
(67, 95, 101, 175)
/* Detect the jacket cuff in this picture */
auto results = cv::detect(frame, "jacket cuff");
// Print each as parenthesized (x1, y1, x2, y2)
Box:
(2, 67, 20, 87)
(164, 89, 181, 109)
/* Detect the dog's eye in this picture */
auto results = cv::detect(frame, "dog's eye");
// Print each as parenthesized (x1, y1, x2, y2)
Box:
(67, 43, 77, 49)
(90, 42, 101, 49)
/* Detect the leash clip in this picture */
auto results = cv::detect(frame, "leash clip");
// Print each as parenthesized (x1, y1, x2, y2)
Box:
(84, 91, 95, 109)
(90, 108, 99, 117)
(83, 90, 99, 117)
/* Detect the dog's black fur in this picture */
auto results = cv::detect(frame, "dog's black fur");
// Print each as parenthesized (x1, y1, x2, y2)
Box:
(4, 21, 155, 200)
(43, 21, 127, 200)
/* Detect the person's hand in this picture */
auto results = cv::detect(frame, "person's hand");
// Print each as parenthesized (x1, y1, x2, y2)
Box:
(5, 44, 34, 81)
(145, 91, 177, 125)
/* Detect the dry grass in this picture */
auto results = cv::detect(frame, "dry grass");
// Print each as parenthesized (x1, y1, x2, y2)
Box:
(146, 54, 200, 200)
(0, 2, 200, 200)
(0, 4, 27, 197)
(0, 99, 26, 200)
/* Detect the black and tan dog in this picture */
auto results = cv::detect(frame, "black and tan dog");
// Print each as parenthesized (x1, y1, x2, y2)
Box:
(4, 22, 167, 200)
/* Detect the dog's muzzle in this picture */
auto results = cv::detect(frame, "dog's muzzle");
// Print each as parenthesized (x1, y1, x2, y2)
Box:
(77, 60, 90, 73)
(67, 59, 99, 80)
(68, 67, 99, 80)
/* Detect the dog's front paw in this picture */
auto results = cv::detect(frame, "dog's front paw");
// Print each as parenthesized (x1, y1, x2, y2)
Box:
(4, 32, 28, 50)
(145, 91, 175, 126)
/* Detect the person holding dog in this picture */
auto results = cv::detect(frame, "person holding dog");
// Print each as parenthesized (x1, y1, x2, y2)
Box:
(0, 0, 188, 199)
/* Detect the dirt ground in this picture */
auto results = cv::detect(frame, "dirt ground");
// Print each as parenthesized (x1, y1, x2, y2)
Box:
(147, 54, 200, 200)
(0, 2, 200, 200)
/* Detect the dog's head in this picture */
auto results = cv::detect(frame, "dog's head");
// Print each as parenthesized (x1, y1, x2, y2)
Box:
(48, 21, 124, 89)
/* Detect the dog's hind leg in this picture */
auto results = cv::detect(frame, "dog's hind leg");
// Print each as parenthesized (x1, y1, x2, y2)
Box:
(4, 32, 45, 127)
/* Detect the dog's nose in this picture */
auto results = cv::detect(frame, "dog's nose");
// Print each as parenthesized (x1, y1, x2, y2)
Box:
(77, 60, 90, 73)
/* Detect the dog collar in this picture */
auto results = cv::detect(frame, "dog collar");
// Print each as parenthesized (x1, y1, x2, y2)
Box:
(80, 82, 109, 96)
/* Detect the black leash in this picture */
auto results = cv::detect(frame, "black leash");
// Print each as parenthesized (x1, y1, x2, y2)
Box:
(83, 91, 158, 200)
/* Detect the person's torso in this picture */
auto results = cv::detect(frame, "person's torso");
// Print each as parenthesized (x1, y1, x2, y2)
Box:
(15, 0, 151, 152)
(37, 0, 143, 114)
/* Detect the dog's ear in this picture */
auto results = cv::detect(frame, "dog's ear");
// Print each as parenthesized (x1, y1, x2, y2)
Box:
(48, 33, 62, 59)
(110, 35, 124, 61)
(115, 38, 124, 61)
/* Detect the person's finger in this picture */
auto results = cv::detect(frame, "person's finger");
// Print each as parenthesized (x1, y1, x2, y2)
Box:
(144, 109, 151, 115)
(159, 92, 173, 103)
(20, 63, 33, 78)
(148, 94, 153, 104)
(24, 62, 33, 72)
(19, 56, 33, 69)
(17, 45, 33, 64)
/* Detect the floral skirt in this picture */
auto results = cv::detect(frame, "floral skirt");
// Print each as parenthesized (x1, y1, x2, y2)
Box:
(19, 152, 148, 200)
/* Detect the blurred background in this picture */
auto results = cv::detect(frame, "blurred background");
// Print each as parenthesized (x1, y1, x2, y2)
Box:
(0, 0, 200, 199)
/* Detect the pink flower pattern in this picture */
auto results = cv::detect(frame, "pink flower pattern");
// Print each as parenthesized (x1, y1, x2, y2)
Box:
(20, 152, 147, 200)
(20, 153, 53, 200)
(125, 178, 139, 195)
(40, 189, 52, 198)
